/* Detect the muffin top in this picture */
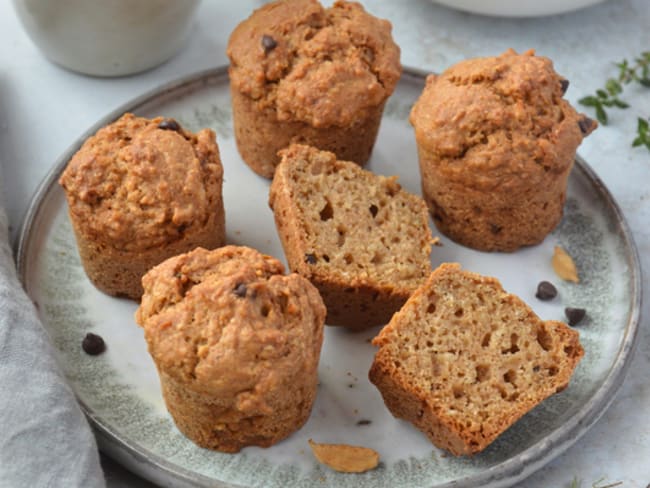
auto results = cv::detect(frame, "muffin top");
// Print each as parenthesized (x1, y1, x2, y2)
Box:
(59, 113, 223, 252)
(135, 246, 326, 402)
(410, 49, 597, 191)
(227, 0, 401, 128)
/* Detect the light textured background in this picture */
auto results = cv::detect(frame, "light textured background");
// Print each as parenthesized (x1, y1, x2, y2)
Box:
(1, 1, 649, 487)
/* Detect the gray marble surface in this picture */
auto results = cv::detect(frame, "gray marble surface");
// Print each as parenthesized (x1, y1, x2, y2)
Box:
(1, 1, 648, 487)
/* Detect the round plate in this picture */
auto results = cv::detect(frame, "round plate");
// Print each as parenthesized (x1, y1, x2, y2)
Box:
(17, 67, 641, 488)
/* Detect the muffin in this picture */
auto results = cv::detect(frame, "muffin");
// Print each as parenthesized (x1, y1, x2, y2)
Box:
(135, 246, 326, 452)
(410, 49, 597, 252)
(59, 113, 225, 299)
(227, 0, 401, 178)
(369, 263, 584, 456)
(269, 144, 433, 330)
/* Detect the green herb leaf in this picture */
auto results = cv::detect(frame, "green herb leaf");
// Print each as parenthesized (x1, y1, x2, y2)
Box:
(595, 104, 608, 125)
(579, 96, 600, 107)
(634, 117, 650, 149)
(606, 79, 623, 95)
(596, 89, 609, 99)
(581, 51, 650, 152)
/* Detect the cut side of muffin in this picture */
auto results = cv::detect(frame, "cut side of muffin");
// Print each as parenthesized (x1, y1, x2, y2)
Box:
(269, 144, 433, 330)
(369, 263, 584, 456)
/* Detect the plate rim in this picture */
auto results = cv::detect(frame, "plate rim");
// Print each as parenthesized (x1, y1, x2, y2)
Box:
(15, 65, 642, 488)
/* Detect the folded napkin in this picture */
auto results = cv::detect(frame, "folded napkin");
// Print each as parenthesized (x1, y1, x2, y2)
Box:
(0, 207, 105, 486)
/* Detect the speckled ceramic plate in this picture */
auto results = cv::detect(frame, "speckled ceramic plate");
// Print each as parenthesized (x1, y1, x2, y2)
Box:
(17, 67, 641, 488)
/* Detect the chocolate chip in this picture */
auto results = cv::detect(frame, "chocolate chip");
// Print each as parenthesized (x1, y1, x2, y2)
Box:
(305, 253, 317, 264)
(560, 79, 570, 94)
(234, 283, 247, 298)
(356, 419, 372, 426)
(533, 365, 540, 372)
(535, 281, 558, 301)
(261, 35, 277, 54)
(578, 117, 595, 135)
(490, 223, 502, 235)
(82, 333, 106, 355)
(369, 204, 379, 218)
(565, 307, 586, 326)
(158, 119, 181, 132)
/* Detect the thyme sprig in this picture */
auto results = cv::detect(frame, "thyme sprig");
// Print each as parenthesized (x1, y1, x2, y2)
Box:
(579, 51, 650, 151)
(632, 117, 650, 150)
(579, 79, 629, 125)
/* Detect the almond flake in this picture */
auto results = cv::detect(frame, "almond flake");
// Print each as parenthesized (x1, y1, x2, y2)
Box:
(308, 439, 379, 473)
(552, 246, 579, 283)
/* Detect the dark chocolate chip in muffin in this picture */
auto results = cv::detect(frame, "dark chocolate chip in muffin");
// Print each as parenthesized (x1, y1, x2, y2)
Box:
(578, 117, 595, 135)
(565, 307, 586, 326)
(369, 204, 379, 218)
(158, 119, 181, 132)
(261, 35, 277, 54)
(305, 253, 317, 264)
(234, 283, 248, 298)
(82, 333, 106, 355)
(560, 79, 569, 94)
(490, 223, 502, 235)
(535, 281, 558, 300)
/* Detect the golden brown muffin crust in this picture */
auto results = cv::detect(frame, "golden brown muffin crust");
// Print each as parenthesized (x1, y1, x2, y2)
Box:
(59, 113, 223, 252)
(136, 246, 325, 401)
(227, 0, 401, 128)
(410, 49, 596, 192)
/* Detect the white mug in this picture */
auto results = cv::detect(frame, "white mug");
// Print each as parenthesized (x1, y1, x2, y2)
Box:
(13, 0, 201, 77)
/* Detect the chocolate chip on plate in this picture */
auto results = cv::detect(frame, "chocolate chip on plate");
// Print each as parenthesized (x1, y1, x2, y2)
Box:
(158, 119, 181, 132)
(560, 79, 570, 94)
(234, 283, 247, 298)
(565, 307, 586, 326)
(535, 281, 558, 301)
(82, 333, 106, 356)
(261, 35, 277, 54)
(305, 253, 317, 264)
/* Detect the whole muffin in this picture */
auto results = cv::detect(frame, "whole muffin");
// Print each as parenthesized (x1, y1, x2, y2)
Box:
(410, 49, 596, 252)
(227, 0, 401, 178)
(59, 113, 225, 299)
(135, 246, 326, 453)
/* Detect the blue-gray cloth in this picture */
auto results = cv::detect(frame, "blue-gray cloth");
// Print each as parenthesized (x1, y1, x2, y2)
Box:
(0, 208, 105, 487)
